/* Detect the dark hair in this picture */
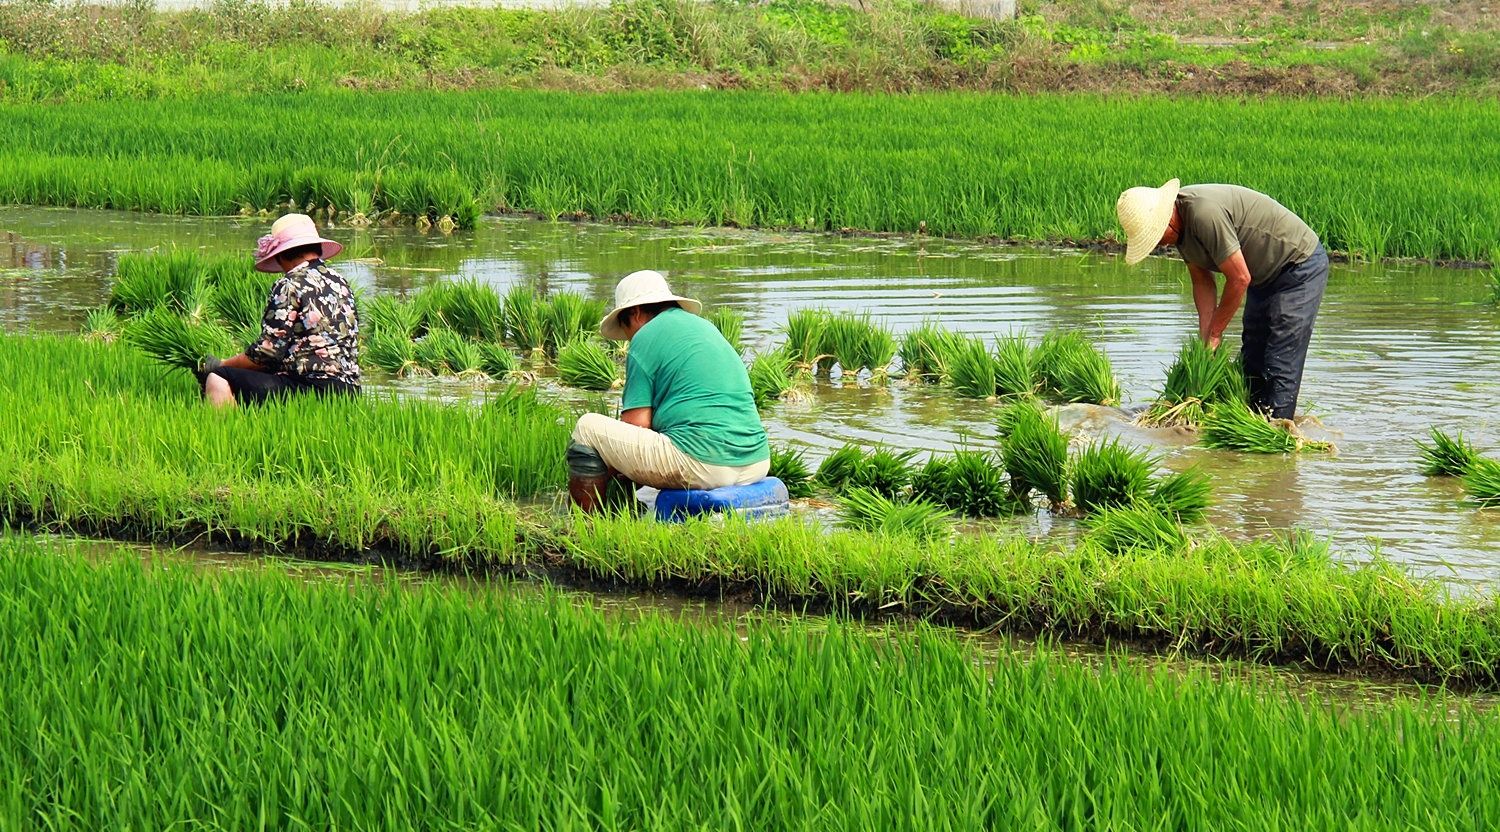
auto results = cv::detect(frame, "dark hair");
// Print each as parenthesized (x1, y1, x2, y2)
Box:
(624, 300, 681, 326)
(276, 243, 324, 264)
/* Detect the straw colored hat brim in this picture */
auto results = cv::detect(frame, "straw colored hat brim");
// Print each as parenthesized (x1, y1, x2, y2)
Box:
(600, 270, 702, 340)
(1116, 178, 1181, 266)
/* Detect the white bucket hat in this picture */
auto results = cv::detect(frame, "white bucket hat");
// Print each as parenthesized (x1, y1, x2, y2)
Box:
(253, 213, 343, 273)
(600, 270, 701, 340)
(1115, 178, 1181, 266)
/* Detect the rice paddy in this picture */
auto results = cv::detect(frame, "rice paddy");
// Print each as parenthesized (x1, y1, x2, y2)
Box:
(0, 93, 1497, 260)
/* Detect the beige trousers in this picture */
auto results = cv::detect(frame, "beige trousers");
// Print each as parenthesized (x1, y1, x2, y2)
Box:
(572, 413, 770, 491)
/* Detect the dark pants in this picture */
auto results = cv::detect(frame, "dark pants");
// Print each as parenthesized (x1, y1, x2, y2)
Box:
(1240, 244, 1328, 421)
(211, 367, 360, 405)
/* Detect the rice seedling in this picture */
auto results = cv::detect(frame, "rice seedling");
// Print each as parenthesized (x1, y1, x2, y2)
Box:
(414, 327, 484, 376)
(821, 313, 896, 383)
(122, 306, 234, 371)
(837, 487, 953, 541)
(208, 267, 275, 332)
(1417, 428, 1480, 477)
(476, 341, 522, 380)
(109, 250, 212, 316)
(543, 292, 608, 356)
(907, 450, 1019, 518)
(556, 336, 622, 391)
(815, 444, 867, 493)
(1069, 438, 1157, 515)
(1036, 331, 1120, 406)
(768, 445, 814, 499)
(992, 334, 1037, 399)
(748, 348, 798, 409)
(80, 306, 123, 342)
(946, 337, 997, 399)
(361, 294, 425, 342)
(363, 329, 423, 377)
(782, 309, 833, 373)
(415, 279, 506, 342)
(856, 448, 919, 499)
(1465, 458, 1500, 508)
(1202, 398, 1335, 454)
(1149, 468, 1213, 522)
(898, 321, 964, 382)
(706, 307, 744, 353)
(1085, 503, 1190, 553)
(1140, 339, 1245, 428)
(999, 399, 1069, 508)
(502, 285, 547, 356)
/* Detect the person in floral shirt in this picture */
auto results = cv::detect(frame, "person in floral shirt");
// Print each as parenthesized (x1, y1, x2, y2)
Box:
(199, 214, 361, 407)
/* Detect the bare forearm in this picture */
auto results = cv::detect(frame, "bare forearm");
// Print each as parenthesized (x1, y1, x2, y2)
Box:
(1207, 281, 1247, 340)
(1188, 270, 1218, 339)
(219, 353, 266, 371)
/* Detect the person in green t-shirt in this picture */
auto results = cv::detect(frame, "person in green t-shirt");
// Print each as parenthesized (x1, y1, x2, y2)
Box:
(567, 270, 771, 512)
(1116, 179, 1329, 420)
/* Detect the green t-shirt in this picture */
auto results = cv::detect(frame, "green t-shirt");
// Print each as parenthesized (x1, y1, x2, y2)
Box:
(1176, 184, 1320, 286)
(620, 307, 770, 467)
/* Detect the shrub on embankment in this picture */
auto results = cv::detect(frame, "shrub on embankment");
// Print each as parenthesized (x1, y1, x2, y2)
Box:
(2, 534, 1499, 830)
(0, 92, 1496, 260)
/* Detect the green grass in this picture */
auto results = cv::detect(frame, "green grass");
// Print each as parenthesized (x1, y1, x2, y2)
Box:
(121, 306, 235, 371)
(364, 329, 423, 377)
(1418, 427, 1481, 477)
(992, 334, 1037, 398)
(1202, 398, 1335, 454)
(414, 278, 506, 342)
(1086, 503, 1191, 554)
(898, 320, 963, 382)
(361, 294, 425, 341)
(414, 327, 485, 376)
(556, 336, 621, 391)
(9, 534, 1500, 829)
(1, 92, 1495, 259)
(946, 337, 998, 399)
(1140, 338, 1246, 427)
(814, 446, 916, 499)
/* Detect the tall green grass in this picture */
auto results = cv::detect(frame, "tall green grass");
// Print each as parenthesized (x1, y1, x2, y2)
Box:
(0, 92, 1496, 259)
(6, 534, 1500, 829)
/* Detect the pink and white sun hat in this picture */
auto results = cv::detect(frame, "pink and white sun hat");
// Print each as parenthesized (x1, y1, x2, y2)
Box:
(253, 213, 343, 273)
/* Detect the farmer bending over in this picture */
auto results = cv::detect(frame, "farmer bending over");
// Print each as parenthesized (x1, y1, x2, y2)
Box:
(568, 270, 769, 512)
(199, 213, 361, 408)
(1116, 180, 1328, 420)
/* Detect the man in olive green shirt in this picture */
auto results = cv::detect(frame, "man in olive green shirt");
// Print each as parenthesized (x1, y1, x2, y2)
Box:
(568, 270, 770, 511)
(1116, 179, 1329, 420)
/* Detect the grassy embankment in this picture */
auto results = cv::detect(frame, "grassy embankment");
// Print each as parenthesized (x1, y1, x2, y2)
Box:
(2, 534, 1499, 829)
(7, 332, 1500, 686)
(0, 91, 1496, 259)
(1, 0, 1496, 101)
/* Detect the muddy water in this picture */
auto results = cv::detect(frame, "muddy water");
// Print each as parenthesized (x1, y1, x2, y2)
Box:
(5, 207, 1500, 581)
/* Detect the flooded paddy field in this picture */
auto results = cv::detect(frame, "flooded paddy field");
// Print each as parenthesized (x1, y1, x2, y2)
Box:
(5, 206, 1499, 581)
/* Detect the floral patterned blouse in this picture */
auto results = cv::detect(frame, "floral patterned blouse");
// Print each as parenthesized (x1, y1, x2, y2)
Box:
(246, 260, 361, 385)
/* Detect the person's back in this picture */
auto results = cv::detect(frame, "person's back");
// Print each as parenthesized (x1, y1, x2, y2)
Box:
(1175, 184, 1319, 285)
(622, 307, 767, 468)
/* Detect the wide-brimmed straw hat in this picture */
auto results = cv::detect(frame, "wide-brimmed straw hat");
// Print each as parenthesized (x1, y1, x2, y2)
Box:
(1115, 178, 1181, 266)
(253, 213, 343, 273)
(600, 270, 701, 340)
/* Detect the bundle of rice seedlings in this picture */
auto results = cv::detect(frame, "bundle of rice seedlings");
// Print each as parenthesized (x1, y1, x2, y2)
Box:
(1139, 339, 1244, 428)
(1069, 438, 1156, 515)
(1417, 428, 1480, 477)
(556, 337, 622, 391)
(1085, 504, 1190, 554)
(110, 250, 210, 316)
(768, 445, 814, 499)
(1201, 399, 1334, 454)
(208, 269, 275, 332)
(122, 307, 235, 371)
(824, 313, 868, 379)
(81, 307, 124, 343)
(748, 348, 798, 410)
(419, 279, 505, 342)
(899, 321, 964, 382)
(946, 337, 997, 399)
(476, 341, 522, 380)
(1148, 468, 1212, 522)
(992, 334, 1037, 399)
(910, 451, 1019, 518)
(854, 448, 918, 499)
(543, 293, 608, 355)
(999, 399, 1069, 508)
(815, 444, 867, 493)
(837, 487, 953, 542)
(1465, 458, 1500, 508)
(361, 294, 425, 342)
(782, 309, 833, 372)
(364, 330, 423, 377)
(706, 307, 744, 353)
(414, 328, 484, 376)
(1036, 331, 1120, 405)
(502, 286, 547, 355)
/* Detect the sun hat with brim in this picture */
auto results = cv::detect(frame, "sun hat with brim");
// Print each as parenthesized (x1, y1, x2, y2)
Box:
(253, 213, 343, 273)
(1116, 178, 1181, 266)
(600, 270, 702, 340)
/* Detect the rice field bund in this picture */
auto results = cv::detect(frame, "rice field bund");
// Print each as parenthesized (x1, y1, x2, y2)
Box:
(4, 15, 1500, 822)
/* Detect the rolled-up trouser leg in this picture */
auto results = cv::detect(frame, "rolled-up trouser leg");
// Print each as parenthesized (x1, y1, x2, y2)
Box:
(1253, 245, 1329, 420)
(571, 413, 769, 491)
